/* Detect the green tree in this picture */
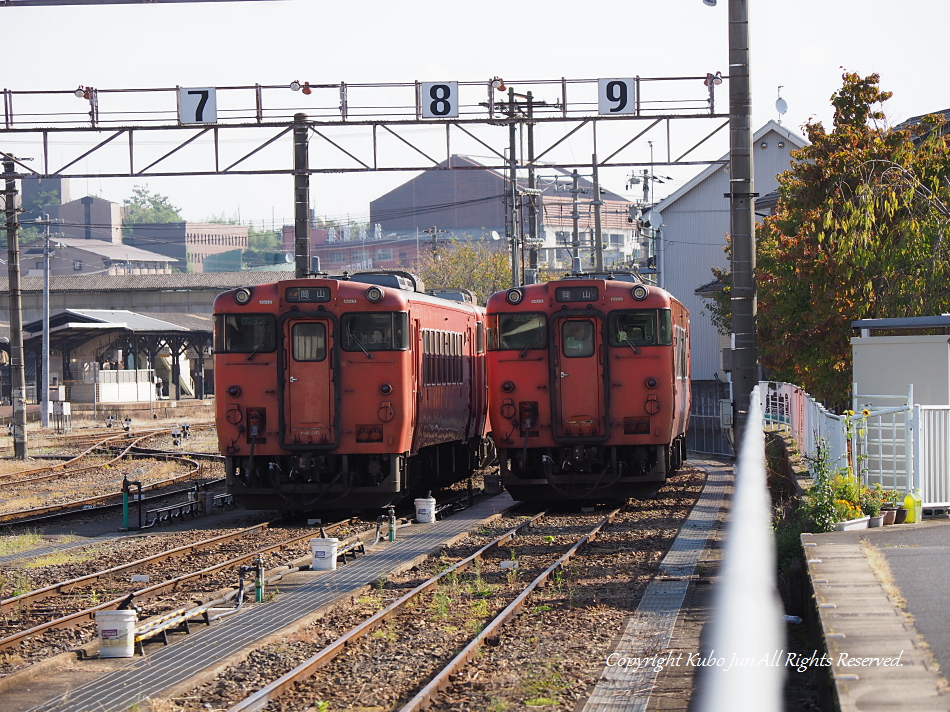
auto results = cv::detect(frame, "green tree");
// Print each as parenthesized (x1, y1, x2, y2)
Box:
(243, 226, 282, 267)
(711, 72, 950, 409)
(406, 238, 511, 305)
(122, 185, 183, 225)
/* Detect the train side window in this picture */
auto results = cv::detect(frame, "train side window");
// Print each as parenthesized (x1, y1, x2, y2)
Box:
(476, 322, 485, 354)
(292, 322, 326, 362)
(491, 313, 547, 351)
(658, 309, 673, 346)
(216, 314, 276, 354)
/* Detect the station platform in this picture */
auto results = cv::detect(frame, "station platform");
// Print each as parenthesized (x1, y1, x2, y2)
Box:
(805, 520, 950, 711)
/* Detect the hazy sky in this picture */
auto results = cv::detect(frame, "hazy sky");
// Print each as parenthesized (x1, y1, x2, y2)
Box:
(3, 0, 945, 228)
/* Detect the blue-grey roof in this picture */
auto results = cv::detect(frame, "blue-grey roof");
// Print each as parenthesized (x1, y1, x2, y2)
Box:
(852, 315, 950, 330)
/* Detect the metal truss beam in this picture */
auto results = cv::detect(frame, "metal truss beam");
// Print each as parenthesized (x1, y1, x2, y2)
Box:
(0, 78, 731, 178)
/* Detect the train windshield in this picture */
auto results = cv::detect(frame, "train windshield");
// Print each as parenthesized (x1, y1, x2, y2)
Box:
(341, 312, 409, 352)
(215, 314, 277, 354)
(488, 313, 547, 351)
(607, 309, 673, 347)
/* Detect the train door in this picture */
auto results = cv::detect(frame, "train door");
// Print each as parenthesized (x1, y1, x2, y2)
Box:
(282, 317, 336, 446)
(552, 316, 606, 439)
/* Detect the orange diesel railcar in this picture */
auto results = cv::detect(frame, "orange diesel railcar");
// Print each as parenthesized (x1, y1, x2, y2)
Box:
(485, 274, 690, 502)
(214, 272, 491, 512)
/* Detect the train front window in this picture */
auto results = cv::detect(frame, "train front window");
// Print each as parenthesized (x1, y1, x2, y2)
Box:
(609, 310, 660, 347)
(216, 314, 277, 354)
(341, 312, 409, 352)
(292, 322, 326, 362)
(488, 313, 547, 351)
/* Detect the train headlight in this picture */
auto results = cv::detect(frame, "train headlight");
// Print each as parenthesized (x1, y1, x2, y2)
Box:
(645, 377, 658, 389)
(501, 381, 515, 393)
(366, 286, 384, 303)
(631, 285, 649, 301)
(379, 383, 392, 395)
(228, 385, 242, 397)
(234, 288, 252, 305)
(505, 289, 524, 305)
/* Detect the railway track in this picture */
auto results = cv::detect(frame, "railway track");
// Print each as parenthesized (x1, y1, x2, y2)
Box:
(0, 517, 368, 675)
(0, 427, 221, 526)
(228, 507, 621, 712)
(148, 498, 689, 712)
(0, 465, 710, 712)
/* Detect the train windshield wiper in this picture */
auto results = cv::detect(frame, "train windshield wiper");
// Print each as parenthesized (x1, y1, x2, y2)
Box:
(246, 341, 265, 361)
(349, 333, 374, 359)
(622, 337, 641, 354)
(520, 328, 544, 359)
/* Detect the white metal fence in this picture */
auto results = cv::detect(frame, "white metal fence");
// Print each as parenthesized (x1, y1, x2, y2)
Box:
(760, 381, 950, 507)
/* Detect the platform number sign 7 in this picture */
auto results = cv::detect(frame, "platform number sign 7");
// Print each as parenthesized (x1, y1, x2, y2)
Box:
(178, 87, 217, 125)
(419, 82, 459, 119)
(598, 79, 637, 115)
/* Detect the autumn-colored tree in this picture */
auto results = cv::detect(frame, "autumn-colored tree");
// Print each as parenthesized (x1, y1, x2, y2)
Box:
(405, 238, 511, 305)
(754, 72, 950, 409)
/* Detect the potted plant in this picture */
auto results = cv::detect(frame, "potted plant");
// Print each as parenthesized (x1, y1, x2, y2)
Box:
(880, 490, 902, 525)
(862, 484, 885, 527)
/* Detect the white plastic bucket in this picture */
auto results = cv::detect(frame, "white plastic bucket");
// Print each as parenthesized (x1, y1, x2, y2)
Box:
(415, 497, 437, 524)
(310, 538, 339, 571)
(96, 609, 138, 658)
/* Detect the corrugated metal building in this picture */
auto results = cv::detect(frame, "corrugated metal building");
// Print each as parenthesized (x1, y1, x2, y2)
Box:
(656, 120, 808, 382)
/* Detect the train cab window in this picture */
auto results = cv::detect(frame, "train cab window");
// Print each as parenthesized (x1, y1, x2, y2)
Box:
(341, 312, 409, 352)
(215, 314, 277, 354)
(489, 313, 547, 351)
(292, 322, 327, 362)
(608, 310, 673, 348)
(562, 320, 595, 358)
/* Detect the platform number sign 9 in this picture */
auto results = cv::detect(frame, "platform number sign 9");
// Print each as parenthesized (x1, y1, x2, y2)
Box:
(419, 82, 459, 119)
(178, 87, 218, 125)
(598, 78, 637, 115)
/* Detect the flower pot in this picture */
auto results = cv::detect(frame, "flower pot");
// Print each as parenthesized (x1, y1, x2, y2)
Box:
(881, 508, 897, 526)
(868, 515, 885, 528)
(894, 507, 908, 524)
(836, 516, 870, 531)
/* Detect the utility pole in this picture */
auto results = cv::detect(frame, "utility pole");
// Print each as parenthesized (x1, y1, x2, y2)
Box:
(526, 92, 540, 285)
(293, 113, 310, 278)
(42, 214, 51, 428)
(728, 0, 757, 441)
(507, 88, 521, 288)
(3, 156, 27, 458)
(570, 170, 582, 273)
(592, 155, 604, 271)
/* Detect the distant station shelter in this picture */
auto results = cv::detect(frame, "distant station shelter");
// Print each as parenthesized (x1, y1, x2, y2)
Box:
(14, 309, 212, 408)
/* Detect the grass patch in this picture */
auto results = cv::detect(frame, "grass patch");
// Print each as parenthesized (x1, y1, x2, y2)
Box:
(21, 544, 99, 569)
(520, 660, 570, 707)
(0, 530, 47, 556)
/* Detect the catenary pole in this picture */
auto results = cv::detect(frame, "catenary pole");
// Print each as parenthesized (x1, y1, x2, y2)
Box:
(3, 157, 27, 458)
(508, 88, 521, 288)
(728, 0, 757, 441)
(293, 113, 310, 278)
(42, 214, 50, 428)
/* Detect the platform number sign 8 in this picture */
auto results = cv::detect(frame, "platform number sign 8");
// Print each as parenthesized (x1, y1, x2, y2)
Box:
(178, 87, 218, 125)
(420, 82, 459, 119)
(598, 78, 637, 115)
